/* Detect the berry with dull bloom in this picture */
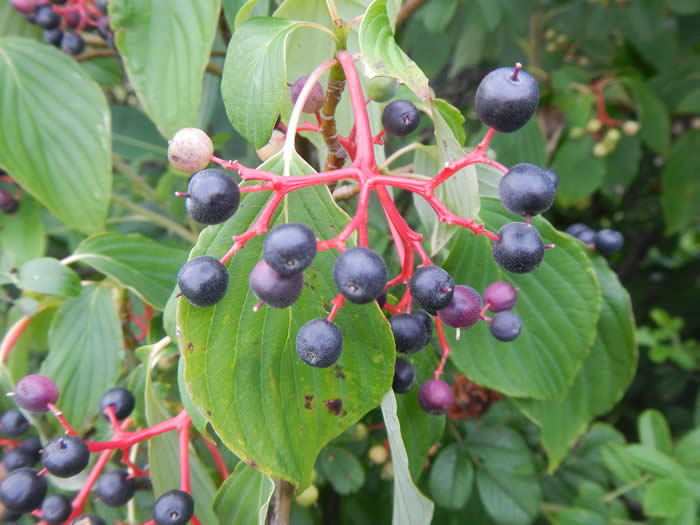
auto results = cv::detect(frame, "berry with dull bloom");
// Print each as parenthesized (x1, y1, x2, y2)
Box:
(168, 128, 214, 173)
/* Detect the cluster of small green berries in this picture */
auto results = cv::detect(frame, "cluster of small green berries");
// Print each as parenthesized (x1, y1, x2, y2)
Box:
(0, 375, 195, 524)
(11, 0, 113, 56)
(569, 118, 640, 157)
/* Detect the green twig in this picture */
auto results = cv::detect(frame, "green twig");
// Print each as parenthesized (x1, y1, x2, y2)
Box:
(110, 193, 197, 243)
(112, 156, 158, 201)
(603, 474, 652, 502)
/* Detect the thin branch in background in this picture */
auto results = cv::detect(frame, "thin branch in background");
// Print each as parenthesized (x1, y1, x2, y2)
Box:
(75, 49, 117, 62)
(110, 193, 197, 243)
(396, 0, 426, 28)
(206, 63, 223, 76)
(112, 156, 158, 201)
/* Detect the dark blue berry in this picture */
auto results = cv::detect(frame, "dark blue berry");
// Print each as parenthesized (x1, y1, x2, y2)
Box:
(475, 66, 539, 133)
(41, 435, 90, 478)
(296, 319, 343, 368)
(2, 448, 35, 471)
(381, 100, 421, 136)
(565, 223, 591, 238)
(333, 247, 387, 304)
(392, 357, 415, 394)
(61, 33, 85, 56)
(177, 256, 229, 308)
(185, 169, 240, 225)
(490, 311, 522, 342)
(499, 163, 556, 216)
(100, 387, 135, 420)
(492, 222, 544, 274)
(152, 489, 194, 525)
(263, 223, 317, 276)
(19, 437, 42, 462)
(97, 470, 135, 507)
(389, 314, 428, 354)
(41, 494, 72, 524)
(35, 5, 60, 29)
(594, 229, 624, 254)
(42, 28, 63, 47)
(0, 468, 47, 513)
(0, 410, 29, 438)
(409, 266, 454, 312)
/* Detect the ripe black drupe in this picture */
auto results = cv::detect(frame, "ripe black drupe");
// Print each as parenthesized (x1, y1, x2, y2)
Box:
(333, 247, 387, 304)
(381, 99, 421, 136)
(263, 222, 317, 276)
(177, 256, 229, 308)
(492, 222, 544, 274)
(296, 319, 343, 368)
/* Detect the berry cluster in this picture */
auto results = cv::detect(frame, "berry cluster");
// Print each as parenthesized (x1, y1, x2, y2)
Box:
(167, 53, 580, 418)
(0, 374, 200, 524)
(10, 0, 113, 56)
(566, 223, 624, 255)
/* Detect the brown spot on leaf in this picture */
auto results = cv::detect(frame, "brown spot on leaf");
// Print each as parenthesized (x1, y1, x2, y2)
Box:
(187, 342, 194, 350)
(207, 410, 212, 416)
(324, 398, 346, 416)
(334, 365, 345, 380)
(248, 460, 258, 469)
(304, 393, 313, 410)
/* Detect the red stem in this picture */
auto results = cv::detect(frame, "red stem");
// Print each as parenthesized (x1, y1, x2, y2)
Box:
(203, 437, 230, 480)
(433, 318, 451, 379)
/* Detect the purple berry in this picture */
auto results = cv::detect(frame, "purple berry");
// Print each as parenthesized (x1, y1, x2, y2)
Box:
(418, 379, 454, 415)
(0, 189, 19, 214)
(490, 311, 522, 342)
(14, 375, 59, 413)
(437, 286, 482, 329)
(10, 0, 37, 14)
(483, 281, 517, 312)
(249, 260, 303, 309)
(290, 76, 324, 113)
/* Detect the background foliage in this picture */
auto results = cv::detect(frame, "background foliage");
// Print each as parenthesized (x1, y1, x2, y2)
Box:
(0, 0, 698, 524)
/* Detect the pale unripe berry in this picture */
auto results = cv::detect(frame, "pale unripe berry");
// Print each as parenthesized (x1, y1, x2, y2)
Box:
(368, 444, 389, 464)
(586, 118, 602, 133)
(295, 485, 319, 507)
(168, 128, 213, 173)
(592, 141, 610, 157)
(622, 121, 640, 136)
(604, 128, 621, 143)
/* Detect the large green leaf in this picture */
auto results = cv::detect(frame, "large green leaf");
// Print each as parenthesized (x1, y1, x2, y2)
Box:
(316, 446, 365, 494)
(551, 136, 607, 205)
(18, 258, 81, 297)
(68, 232, 187, 309)
(0, 2, 41, 38)
(381, 391, 435, 525)
(469, 426, 541, 525)
(143, 342, 220, 525)
(222, 18, 308, 148)
(0, 194, 46, 266)
(180, 153, 395, 488)
(40, 285, 122, 430)
(638, 409, 673, 455)
(515, 256, 637, 470)
(442, 198, 601, 400)
(359, 0, 430, 100)
(487, 118, 547, 169)
(661, 131, 700, 234)
(0, 38, 111, 234)
(396, 349, 445, 481)
(213, 462, 275, 525)
(428, 443, 474, 510)
(623, 77, 671, 155)
(111, 0, 221, 138)
(643, 478, 694, 518)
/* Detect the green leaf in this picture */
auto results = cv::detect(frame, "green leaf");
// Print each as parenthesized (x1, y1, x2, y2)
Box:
(675, 428, 700, 466)
(213, 461, 275, 525)
(18, 258, 81, 297)
(0, 2, 41, 38)
(469, 426, 541, 525)
(515, 256, 637, 470)
(552, 508, 606, 525)
(359, 0, 430, 100)
(428, 443, 474, 510)
(69, 233, 187, 310)
(40, 285, 122, 430)
(602, 135, 643, 196)
(0, 195, 46, 266)
(232, 0, 270, 28)
(111, 0, 221, 138)
(601, 443, 643, 487)
(0, 38, 111, 234)
(638, 409, 673, 455)
(488, 118, 547, 169)
(180, 153, 395, 488)
(433, 99, 466, 147)
(552, 135, 607, 205)
(622, 77, 671, 155)
(643, 478, 693, 517)
(380, 391, 435, 525)
(624, 444, 685, 479)
(144, 342, 220, 525)
(661, 131, 700, 234)
(665, 0, 700, 15)
(420, 0, 457, 33)
(222, 17, 308, 148)
(442, 198, 601, 400)
(177, 357, 208, 436)
(111, 105, 168, 162)
(396, 349, 445, 481)
(316, 446, 365, 495)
